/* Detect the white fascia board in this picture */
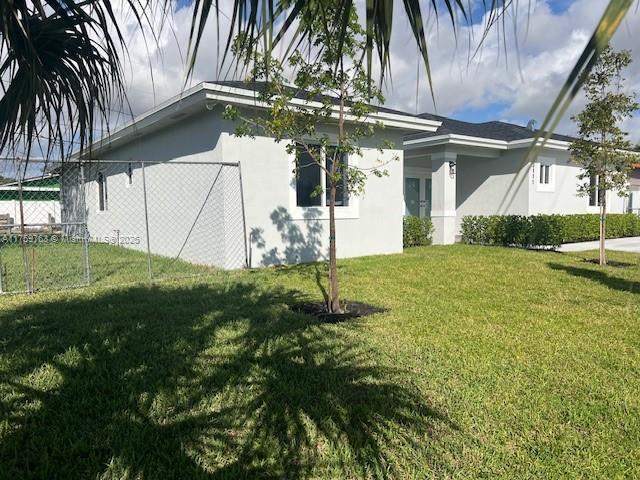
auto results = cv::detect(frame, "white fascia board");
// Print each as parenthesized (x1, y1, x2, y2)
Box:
(507, 138, 570, 151)
(404, 133, 573, 152)
(404, 134, 508, 150)
(403, 134, 451, 149)
(202, 82, 440, 132)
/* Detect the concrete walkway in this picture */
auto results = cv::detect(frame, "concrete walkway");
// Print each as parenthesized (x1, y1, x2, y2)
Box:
(559, 237, 640, 253)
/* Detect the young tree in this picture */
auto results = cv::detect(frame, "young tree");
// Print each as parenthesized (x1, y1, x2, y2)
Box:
(224, 6, 395, 313)
(570, 47, 638, 266)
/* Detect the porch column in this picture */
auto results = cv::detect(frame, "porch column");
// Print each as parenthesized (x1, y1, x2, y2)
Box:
(431, 151, 457, 244)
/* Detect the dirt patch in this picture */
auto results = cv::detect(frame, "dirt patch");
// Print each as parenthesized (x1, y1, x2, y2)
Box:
(290, 300, 387, 323)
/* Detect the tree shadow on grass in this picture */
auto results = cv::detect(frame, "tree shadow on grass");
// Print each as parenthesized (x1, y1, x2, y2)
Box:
(548, 263, 640, 294)
(0, 281, 454, 478)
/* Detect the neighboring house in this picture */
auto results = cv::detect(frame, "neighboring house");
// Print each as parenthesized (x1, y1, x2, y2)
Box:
(65, 82, 438, 268)
(404, 115, 632, 244)
(0, 174, 61, 231)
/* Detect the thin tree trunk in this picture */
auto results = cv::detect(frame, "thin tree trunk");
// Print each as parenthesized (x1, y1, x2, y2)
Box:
(598, 127, 607, 266)
(327, 82, 345, 314)
(600, 190, 607, 266)
(328, 183, 340, 312)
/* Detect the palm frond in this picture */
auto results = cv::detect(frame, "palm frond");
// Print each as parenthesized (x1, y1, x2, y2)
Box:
(0, 0, 155, 164)
(530, 0, 634, 156)
(185, 0, 514, 103)
(496, 0, 632, 215)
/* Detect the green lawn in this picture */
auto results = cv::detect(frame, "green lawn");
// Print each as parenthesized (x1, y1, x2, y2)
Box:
(1, 245, 639, 478)
(0, 242, 217, 293)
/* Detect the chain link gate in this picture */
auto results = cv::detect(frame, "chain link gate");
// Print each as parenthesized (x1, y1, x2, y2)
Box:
(0, 159, 248, 294)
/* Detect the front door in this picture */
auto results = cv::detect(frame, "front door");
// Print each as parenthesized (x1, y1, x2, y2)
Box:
(404, 176, 432, 218)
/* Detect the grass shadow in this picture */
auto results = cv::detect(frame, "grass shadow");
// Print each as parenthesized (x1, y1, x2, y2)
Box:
(0, 280, 453, 478)
(548, 262, 640, 294)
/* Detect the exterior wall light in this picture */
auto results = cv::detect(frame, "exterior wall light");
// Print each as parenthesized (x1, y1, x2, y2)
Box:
(449, 160, 457, 176)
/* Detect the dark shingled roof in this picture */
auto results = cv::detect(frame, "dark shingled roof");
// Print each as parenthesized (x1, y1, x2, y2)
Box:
(407, 113, 577, 143)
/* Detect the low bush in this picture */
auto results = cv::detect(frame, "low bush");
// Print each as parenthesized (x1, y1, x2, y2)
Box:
(557, 214, 640, 242)
(403, 216, 434, 247)
(461, 213, 640, 248)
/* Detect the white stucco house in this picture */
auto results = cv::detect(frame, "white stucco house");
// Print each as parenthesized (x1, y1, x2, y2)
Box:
(66, 81, 638, 269)
(67, 81, 439, 269)
(404, 115, 635, 244)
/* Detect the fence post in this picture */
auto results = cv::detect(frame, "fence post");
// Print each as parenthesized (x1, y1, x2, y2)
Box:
(16, 160, 32, 293)
(0, 249, 4, 294)
(237, 161, 250, 268)
(141, 161, 153, 283)
(79, 164, 91, 285)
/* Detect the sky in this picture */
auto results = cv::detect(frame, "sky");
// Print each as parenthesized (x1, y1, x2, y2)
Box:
(111, 0, 640, 143)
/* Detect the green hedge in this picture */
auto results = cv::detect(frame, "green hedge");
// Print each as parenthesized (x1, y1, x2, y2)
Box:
(461, 213, 640, 248)
(403, 216, 434, 247)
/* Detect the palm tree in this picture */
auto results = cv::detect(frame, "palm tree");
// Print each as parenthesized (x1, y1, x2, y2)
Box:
(0, 0, 635, 163)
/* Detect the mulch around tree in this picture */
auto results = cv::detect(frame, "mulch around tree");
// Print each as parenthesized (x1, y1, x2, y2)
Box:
(290, 300, 387, 323)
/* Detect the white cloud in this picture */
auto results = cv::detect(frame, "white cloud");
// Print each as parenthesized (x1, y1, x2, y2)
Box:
(114, 0, 640, 143)
(382, 0, 640, 141)
(108, 1, 234, 127)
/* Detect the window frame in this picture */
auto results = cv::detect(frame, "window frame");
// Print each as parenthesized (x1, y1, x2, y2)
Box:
(288, 143, 359, 220)
(324, 146, 349, 207)
(535, 157, 555, 192)
(295, 145, 323, 208)
(539, 164, 550, 185)
(97, 171, 108, 212)
(589, 174, 603, 208)
(125, 162, 133, 188)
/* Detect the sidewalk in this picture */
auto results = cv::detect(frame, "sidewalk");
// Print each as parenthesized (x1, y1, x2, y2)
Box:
(558, 237, 640, 253)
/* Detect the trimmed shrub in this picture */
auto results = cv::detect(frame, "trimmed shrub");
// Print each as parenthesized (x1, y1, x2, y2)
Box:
(529, 215, 564, 247)
(461, 213, 640, 249)
(403, 216, 434, 247)
(557, 213, 640, 242)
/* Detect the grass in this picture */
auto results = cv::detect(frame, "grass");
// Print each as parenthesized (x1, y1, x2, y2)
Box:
(0, 242, 216, 293)
(0, 245, 639, 478)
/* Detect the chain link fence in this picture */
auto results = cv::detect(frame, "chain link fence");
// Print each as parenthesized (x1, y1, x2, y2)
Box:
(0, 158, 247, 294)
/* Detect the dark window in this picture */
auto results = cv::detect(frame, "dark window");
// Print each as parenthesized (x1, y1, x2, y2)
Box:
(296, 146, 322, 207)
(539, 164, 550, 184)
(98, 172, 107, 211)
(127, 162, 133, 185)
(589, 174, 601, 207)
(325, 147, 348, 206)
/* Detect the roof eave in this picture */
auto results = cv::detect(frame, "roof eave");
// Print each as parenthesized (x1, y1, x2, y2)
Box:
(404, 133, 571, 151)
(75, 82, 440, 157)
(74, 84, 209, 158)
(201, 83, 440, 131)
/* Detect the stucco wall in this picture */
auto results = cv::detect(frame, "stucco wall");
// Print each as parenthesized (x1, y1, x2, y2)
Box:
(60, 110, 241, 268)
(455, 150, 530, 226)
(455, 147, 628, 227)
(62, 106, 405, 269)
(528, 150, 627, 215)
(408, 146, 632, 242)
(221, 121, 405, 267)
